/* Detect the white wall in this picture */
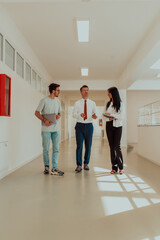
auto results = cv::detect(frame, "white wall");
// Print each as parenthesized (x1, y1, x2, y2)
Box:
(0, 66, 45, 179)
(138, 126, 160, 166)
(0, 6, 53, 179)
(127, 90, 160, 144)
(0, 5, 52, 83)
(59, 97, 69, 142)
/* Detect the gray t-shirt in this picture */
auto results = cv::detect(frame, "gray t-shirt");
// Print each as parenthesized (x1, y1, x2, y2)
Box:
(36, 96, 61, 132)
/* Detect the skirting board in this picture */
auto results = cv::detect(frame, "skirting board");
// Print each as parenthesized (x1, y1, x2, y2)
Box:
(0, 139, 67, 180)
(0, 152, 43, 180)
(137, 153, 160, 167)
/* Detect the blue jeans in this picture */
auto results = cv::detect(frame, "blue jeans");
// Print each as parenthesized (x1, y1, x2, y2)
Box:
(75, 123, 93, 166)
(41, 131, 60, 169)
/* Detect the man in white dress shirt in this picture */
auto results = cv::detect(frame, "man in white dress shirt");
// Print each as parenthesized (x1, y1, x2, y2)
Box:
(73, 85, 98, 172)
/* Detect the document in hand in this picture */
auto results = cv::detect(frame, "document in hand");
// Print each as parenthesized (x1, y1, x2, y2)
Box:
(42, 113, 56, 125)
(103, 113, 117, 120)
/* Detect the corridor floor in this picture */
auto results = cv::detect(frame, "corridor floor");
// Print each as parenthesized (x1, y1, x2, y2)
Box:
(0, 138, 160, 240)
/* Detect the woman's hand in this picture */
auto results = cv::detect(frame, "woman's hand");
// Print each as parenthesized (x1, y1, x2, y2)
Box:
(109, 117, 115, 121)
(105, 113, 115, 120)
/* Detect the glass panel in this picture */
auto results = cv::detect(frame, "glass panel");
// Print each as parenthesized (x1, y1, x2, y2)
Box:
(139, 101, 160, 126)
(37, 75, 41, 92)
(152, 101, 160, 114)
(25, 62, 31, 84)
(5, 40, 15, 70)
(152, 112, 160, 125)
(32, 70, 37, 89)
(16, 53, 24, 78)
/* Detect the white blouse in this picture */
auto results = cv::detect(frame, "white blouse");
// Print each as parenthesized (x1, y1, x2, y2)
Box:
(103, 102, 125, 127)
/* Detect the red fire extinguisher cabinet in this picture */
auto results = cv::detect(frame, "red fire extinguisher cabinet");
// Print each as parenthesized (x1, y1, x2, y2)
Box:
(0, 74, 11, 116)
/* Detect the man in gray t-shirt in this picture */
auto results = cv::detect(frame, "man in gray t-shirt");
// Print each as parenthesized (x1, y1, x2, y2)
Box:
(35, 83, 64, 176)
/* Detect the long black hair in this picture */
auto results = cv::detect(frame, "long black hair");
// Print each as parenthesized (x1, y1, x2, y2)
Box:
(106, 87, 121, 112)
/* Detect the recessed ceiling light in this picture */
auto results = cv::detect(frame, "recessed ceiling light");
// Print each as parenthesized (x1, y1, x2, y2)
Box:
(150, 59, 160, 69)
(77, 20, 89, 42)
(81, 68, 88, 76)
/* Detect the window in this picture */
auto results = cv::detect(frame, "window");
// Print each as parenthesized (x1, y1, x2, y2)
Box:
(139, 100, 160, 126)
(0, 33, 3, 61)
(37, 75, 41, 92)
(5, 40, 15, 70)
(32, 70, 37, 89)
(16, 53, 24, 78)
(25, 62, 31, 84)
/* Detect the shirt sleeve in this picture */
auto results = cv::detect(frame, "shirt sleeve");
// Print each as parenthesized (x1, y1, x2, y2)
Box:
(92, 102, 97, 114)
(36, 99, 45, 113)
(111, 102, 125, 121)
(73, 102, 79, 119)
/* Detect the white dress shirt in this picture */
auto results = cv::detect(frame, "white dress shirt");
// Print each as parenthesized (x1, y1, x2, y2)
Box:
(103, 101, 125, 127)
(73, 98, 97, 124)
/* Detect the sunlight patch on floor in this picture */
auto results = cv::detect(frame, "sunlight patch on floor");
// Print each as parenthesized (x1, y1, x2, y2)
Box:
(94, 166, 160, 216)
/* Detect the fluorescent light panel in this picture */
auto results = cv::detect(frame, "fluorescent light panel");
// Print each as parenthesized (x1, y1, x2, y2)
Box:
(81, 68, 88, 76)
(77, 20, 89, 42)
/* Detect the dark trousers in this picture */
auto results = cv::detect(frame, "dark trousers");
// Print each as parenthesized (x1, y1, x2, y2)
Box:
(75, 123, 93, 166)
(106, 121, 123, 171)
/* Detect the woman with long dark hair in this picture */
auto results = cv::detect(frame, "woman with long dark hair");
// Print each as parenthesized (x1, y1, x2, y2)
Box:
(103, 87, 125, 174)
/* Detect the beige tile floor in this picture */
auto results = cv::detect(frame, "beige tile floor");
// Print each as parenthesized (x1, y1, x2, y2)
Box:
(0, 138, 160, 240)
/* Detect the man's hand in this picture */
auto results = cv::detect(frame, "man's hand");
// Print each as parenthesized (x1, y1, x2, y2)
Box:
(92, 113, 98, 119)
(56, 114, 61, 120)
(81, 113, 86, 118)
(44, 120, 52, 126)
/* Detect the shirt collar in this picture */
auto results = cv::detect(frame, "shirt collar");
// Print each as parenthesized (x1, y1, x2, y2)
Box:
(81, 98, 89, 102)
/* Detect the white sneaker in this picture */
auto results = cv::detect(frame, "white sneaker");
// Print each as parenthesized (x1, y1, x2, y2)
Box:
(51, 168, 64, 176)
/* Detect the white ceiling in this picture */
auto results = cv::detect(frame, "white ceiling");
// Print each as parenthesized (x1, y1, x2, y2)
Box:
(133, 41, 160, 80)
(2, 0, 160, 84)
